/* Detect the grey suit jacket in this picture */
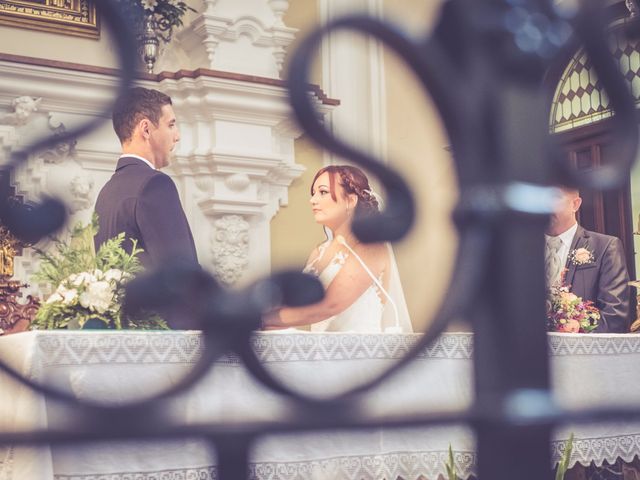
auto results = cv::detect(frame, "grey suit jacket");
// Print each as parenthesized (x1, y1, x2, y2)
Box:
(94, 156, 198, 268)
(564, 226, 630, 333)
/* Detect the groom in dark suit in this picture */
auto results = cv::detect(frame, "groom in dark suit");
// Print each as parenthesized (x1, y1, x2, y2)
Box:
(545, 188, 630, 332)
(94, 87, 197, 269)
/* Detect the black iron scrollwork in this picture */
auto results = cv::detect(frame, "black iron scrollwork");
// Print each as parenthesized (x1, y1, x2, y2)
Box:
(0, 1, 639, 480)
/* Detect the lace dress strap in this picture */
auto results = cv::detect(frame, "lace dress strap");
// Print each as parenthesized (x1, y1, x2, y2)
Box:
(304, 240, 331, 275)
(337, 237, 400, 331)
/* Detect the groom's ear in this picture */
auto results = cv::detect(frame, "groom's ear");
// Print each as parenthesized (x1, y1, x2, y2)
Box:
(139, 118, 151, 140)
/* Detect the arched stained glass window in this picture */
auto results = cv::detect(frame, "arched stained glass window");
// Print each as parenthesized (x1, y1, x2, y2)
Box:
(550, 32, 640, 133)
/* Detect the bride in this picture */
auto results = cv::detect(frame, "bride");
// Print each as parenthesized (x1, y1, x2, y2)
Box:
(263, 165, 413, 333)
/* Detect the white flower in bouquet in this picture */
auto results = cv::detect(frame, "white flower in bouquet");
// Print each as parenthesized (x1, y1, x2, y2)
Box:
(56, 285, 78, 305)
(45, 292, 64, 305)
(71, 271, 95, 287)
(104, 268, 126, 283)
(33, 216, 168, 330)
(79, 281, 115, 314)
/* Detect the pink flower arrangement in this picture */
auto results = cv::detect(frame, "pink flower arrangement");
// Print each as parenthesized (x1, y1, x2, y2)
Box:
(546, 272, 599, 333)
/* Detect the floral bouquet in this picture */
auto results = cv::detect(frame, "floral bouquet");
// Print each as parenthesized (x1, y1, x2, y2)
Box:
(546, 273, 599, 333)
(31, 216, 167, 330)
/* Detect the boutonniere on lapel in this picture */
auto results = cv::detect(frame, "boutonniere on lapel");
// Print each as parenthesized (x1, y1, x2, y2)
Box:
(568, 247, 595, 266)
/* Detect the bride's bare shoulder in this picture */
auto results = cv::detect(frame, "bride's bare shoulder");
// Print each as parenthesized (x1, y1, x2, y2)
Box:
(355, 242, 390, 265)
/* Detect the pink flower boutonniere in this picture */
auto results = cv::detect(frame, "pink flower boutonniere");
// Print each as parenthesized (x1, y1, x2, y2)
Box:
(568, 247, 595, 266)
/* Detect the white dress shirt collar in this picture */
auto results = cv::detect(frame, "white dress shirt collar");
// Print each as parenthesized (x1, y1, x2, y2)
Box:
(120, 154, 156, 170)
(554, 222, 578, 248)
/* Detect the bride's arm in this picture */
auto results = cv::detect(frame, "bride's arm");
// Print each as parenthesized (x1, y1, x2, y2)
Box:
(263, 244, 388, 328)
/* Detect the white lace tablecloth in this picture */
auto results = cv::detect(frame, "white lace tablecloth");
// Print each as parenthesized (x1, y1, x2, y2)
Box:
(0, 331, 638, 480)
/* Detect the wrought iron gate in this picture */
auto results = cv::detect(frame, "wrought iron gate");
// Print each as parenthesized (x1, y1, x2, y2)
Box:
(1, 1, 639, 479)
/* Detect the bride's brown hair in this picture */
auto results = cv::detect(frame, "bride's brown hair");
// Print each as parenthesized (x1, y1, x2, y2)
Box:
(311, 165, 379, 217)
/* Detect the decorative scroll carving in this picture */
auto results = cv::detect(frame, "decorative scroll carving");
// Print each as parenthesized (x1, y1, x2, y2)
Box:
(210, 215, 250, 286)
(69, 175, 94, 213)
(0, 226, 38, 334)
(0, 280, 39, 335)
(225, 173, 250, 192)
(40, 114, 77, 164)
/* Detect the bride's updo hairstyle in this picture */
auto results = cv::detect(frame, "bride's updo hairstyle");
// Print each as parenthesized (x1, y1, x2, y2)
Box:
(311, 165, 379, 218)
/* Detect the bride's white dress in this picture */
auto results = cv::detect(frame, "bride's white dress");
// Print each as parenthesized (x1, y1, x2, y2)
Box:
(303, 239, 413, 333)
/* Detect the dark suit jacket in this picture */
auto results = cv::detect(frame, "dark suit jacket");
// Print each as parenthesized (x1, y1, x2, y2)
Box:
(94, 156, 198, 268)
(565, 226, 630, 333)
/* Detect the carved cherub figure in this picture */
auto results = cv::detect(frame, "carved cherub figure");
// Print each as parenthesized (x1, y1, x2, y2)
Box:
(0, 96, 41, 126)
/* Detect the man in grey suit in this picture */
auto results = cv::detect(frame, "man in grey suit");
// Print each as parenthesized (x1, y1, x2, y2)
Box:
(545, 188, 630, 332)
(94, 87, 197, 269)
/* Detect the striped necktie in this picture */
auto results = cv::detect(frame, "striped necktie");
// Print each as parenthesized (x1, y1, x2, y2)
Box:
(545, 236, 564, 287)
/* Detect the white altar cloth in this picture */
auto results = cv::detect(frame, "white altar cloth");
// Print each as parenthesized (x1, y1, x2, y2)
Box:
(0, 331, 638, 480)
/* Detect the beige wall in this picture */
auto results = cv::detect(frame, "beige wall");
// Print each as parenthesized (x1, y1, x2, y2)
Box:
(271, 1, 327, 272)
(0, 16, 118, 68)
(270, 134, 326, 270)
(272, 0, 459, 332)
(382, 0, 458, 332)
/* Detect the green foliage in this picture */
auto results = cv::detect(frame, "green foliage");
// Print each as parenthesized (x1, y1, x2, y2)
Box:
(555, 433, 574, 480)
(32, 215, 168, 331)
(114, 0, 195, 41)
(445, 444, 458, 480)
(32, 216, 98, 287)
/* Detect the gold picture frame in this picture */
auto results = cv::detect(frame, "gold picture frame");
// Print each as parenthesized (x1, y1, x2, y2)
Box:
(0, 0, 99, 39)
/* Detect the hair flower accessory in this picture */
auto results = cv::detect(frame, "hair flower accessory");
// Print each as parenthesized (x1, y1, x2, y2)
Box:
(364, 189, 385, 209)
(568, 247, 595, 266)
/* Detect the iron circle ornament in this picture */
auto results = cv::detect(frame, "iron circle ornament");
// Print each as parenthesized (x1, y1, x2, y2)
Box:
(228, 14, 491, 404)
(233, 3, 639, 404)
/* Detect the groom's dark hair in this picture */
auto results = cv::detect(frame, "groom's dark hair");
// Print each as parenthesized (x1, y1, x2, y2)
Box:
(112, 87, 172, 144)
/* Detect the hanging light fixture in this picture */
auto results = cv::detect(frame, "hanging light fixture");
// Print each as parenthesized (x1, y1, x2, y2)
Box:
(118, 0, 192, 73)
(141, 14, 161, 73)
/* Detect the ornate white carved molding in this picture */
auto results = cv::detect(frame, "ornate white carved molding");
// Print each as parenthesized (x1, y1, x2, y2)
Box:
(210, 214, 250, 286)
(176, 0, 297, 78)
(0, 126, 18, 152)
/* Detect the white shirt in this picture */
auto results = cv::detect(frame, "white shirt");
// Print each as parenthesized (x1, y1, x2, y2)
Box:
(545, 222, 578, 271)
(119, 154, 156, 170)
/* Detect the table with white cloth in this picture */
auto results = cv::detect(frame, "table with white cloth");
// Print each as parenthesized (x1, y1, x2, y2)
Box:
(0, 331, 639, 480)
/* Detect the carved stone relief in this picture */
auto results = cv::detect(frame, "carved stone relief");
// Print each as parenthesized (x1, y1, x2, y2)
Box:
(177, 0, 297, 77)
(0, 96, 41, 126)
(210, 214, 250, 286)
